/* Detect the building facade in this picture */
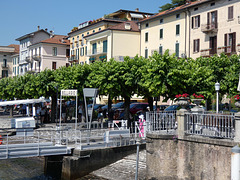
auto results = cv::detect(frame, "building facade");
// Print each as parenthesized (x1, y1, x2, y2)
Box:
(68, 9, 153, 64)
(27, 35, 70, 72)
(16, 27, 50, 75)
(189, 0, 240, 59)
(0, 45, 19, 78)
(84, 21, 140, 62)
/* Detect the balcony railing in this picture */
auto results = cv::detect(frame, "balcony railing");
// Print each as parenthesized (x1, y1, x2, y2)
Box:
(25, 56, 32, 63)
(68, 56, 79, 62)
(200, 49, 211, 57)
(32, 54, 41, 61)
(201, 23, 218, 33)
(87, 47, 107, 56)
(1, 64, 9, 68)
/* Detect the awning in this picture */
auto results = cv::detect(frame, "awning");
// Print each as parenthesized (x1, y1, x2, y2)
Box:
(89, 57, 96, 61)
(99, 55, 106, 59)
(0, 99, 46, 106)
(130, 13, 144, 19)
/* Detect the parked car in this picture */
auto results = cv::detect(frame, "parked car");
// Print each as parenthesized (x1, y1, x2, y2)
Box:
(164, 104, 196, 112)
(87, 104, 105, 111)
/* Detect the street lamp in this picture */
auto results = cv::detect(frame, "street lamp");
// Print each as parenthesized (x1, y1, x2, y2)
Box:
(215, 82, 220, 113)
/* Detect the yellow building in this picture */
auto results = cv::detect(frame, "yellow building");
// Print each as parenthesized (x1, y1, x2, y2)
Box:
(84, 21, 140, 62)
(68, 9, 153, 64)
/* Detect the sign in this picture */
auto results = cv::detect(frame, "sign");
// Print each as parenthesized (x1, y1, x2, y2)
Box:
(61, 90, 77, 96)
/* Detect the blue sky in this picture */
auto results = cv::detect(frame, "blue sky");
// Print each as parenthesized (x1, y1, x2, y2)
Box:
(0, 0, 171, 45)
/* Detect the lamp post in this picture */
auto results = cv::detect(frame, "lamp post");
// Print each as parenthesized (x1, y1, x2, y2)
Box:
(215, 82, 220, 113)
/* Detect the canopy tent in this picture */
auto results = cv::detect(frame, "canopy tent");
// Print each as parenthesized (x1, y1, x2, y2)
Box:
(0, 99, 46, 107)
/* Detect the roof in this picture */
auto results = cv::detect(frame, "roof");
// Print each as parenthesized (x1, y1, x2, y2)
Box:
(108, 21, 140, 31)
(84, 21, 140, 39)
(40, 35, 70, 45)
(0, 99, 46, 106)
(68, 19, 125, 35)
(140, 0, 211, 23)
(8, 44, 19, 54)
(109, 9, 154, 16)
(16, 29, 50, 41)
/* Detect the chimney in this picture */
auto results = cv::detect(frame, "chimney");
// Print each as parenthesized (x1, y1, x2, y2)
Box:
(37, 26, 40, 31)
(125, 22, 131, 30)
(45, 28, 48, 32)
(50, 30, 54, 38)
(135, 8, 139, 12)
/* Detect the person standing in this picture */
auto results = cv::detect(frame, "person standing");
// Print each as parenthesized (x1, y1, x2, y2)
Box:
(62, 103, 67, 123)
(78, 104, 83, 122)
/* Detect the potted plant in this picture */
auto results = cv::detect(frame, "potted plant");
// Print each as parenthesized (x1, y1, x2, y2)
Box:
(234, 95, 240, 107)
(191, 93, 204, 107)
(175, 93, 190, 107)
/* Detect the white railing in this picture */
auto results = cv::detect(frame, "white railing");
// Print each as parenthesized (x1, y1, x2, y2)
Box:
(146, 111, 177, 134)
(185, 112, 234, 139)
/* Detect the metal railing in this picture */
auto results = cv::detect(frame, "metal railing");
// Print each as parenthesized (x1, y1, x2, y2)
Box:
(185, 112, 234, 139)
(146, 111, 177, 134)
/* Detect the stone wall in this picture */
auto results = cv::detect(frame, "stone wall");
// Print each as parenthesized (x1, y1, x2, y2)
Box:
(146, 133, 237, 180)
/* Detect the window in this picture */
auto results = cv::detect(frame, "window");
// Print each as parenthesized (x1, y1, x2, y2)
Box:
(52, 62, 57, 70)
(210, 2, 215, 6)
(176, 24, 180, 35)
(194, 7, 198, 11)
(80, 47, 84, 56)
(145, 32, 148, 42)
(176, 14, 180, 19)
(160, 18, 163, 24)
(93, 30, 95, 33)
(159, 45, 163, 55)
(2, 70, 8, 78)
(72, 38, 74, 49)
(160, 29, 163, 39)
(175, 42, 179, 57)
(145, 49, 148, 58)
(99, 28, 101, 31)
(92, 43, 97, 54)
(228, 6, 233, 20)
(87, 32, 89, 35)
(193, 39, 200, 53)
(85, 46, 87, 55)
(207, 11, 218, 28)
(3, 59, 7, 67)
(146, 23, 149, 28)
(224, 32, 236, 52)
(52, 47, 57, 56)
(192, 15, 200, 28)
(103, 40, 107, 53)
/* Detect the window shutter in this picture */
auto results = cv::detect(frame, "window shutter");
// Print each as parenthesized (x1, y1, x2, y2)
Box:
(192, 17, 194, 28)
(198, 15, 200, 27)
(159, 46, 163, 55)
(233, 32, 236, 52)
(193, 40, 196, 52)
(214, 11, 218, 28)
(175, 43, 179, 57)
(207, 12, 210, 25)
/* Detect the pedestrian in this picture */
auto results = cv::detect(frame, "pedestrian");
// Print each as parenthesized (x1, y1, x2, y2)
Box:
(78, 104, 83, 122)
(62, 103, 67, 123)
(40, 106, 46, 124)
(97, 106, 103, 122)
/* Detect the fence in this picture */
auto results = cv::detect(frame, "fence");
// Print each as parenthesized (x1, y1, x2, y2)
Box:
(146, 110, 235, 139)
(146, 111, 177, 134)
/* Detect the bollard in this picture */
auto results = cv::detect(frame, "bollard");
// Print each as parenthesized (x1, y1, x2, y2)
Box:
(135, 139, 140, 180)
(231, 145, 240, 180)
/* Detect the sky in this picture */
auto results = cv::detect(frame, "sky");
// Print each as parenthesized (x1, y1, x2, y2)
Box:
(0, 0, 171, 46)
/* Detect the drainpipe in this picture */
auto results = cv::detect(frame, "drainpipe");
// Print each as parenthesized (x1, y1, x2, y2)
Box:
(139, 22, 141, 56)
(111, 30, 113, 59)
(188, 8, 191, 58)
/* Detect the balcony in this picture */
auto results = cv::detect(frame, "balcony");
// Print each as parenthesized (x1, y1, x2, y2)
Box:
(217, 47, 225, 54)
(25, 56, 32, 63)
(1, 64, 9, 69)
(68, 55, 79, 62)
(32, 54, 41, 61)
(200, 49, 211, 57)
(201, 23, 218, 33)
(87, 47, 107, 57)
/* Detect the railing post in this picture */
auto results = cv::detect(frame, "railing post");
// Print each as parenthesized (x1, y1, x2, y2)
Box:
(234, 112, 240, 142)
(177, 109, 187, 139)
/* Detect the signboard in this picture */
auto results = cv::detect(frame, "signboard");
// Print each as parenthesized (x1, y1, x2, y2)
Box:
(61, 90, 77, 96)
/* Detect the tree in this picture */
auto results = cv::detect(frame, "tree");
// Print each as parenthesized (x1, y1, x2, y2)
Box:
(159, 0, 197, 12)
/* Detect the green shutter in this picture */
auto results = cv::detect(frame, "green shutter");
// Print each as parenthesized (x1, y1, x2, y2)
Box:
(175, 43, 179, 57)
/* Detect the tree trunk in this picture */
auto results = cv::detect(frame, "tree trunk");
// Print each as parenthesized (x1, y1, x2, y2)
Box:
(107, 95, 112, 113)
(124, 96, 131, 128)
(148, 97, 154, 111)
